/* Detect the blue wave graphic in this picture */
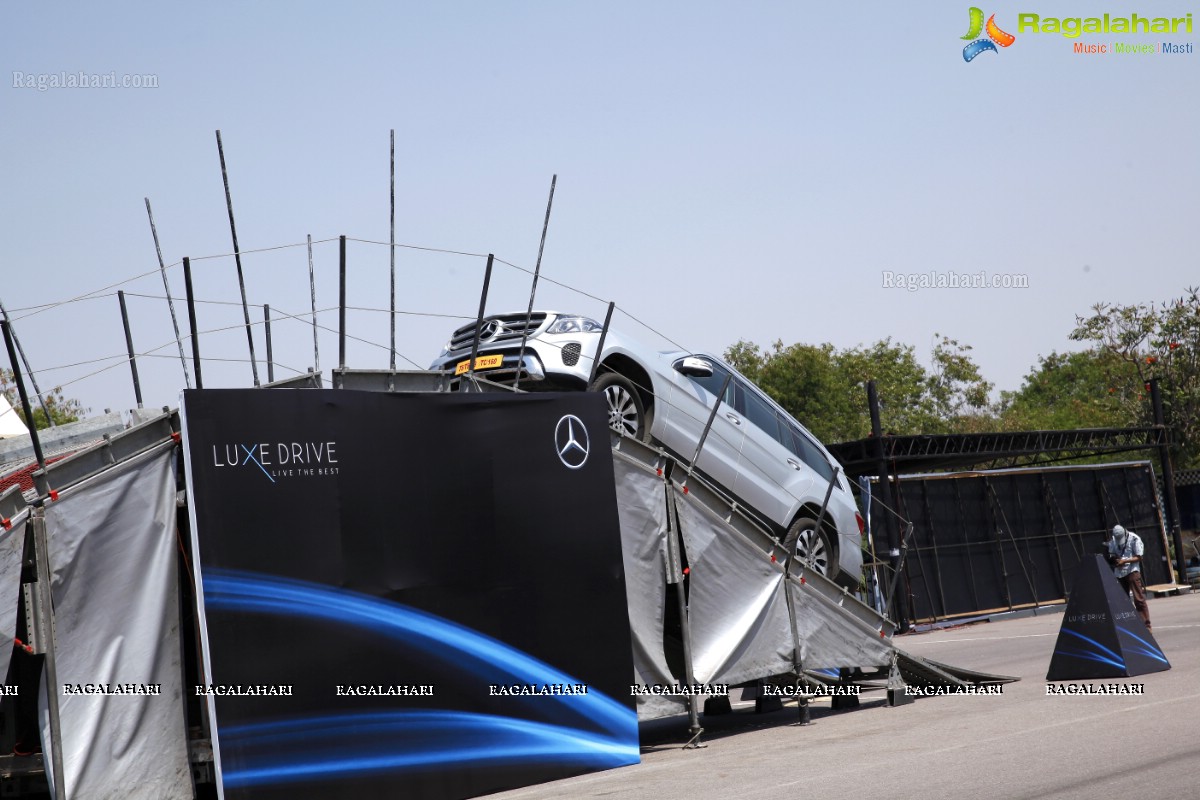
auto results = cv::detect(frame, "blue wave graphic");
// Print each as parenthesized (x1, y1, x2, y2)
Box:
(1054, 629, 1125, 670)
(220, 711, 638, 789)
(202, 569, 639, 788)
(1116, 626, 1169, 665)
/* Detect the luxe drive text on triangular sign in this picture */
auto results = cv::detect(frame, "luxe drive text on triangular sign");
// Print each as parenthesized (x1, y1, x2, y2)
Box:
(1046, 555, 1169, 681)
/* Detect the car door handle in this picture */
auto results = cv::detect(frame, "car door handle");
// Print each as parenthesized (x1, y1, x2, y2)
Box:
(786, 458, 803, 471)
(725, 412, 742, 426)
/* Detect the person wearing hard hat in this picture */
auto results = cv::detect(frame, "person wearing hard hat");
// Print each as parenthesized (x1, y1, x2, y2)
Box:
(1107, 525, 1151, 631)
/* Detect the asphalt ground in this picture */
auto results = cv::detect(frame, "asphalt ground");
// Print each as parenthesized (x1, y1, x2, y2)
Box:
(490, 592, 1199, 800)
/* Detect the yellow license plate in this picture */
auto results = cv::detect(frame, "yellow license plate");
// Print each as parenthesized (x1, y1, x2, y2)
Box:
(455, 354, 504, 375)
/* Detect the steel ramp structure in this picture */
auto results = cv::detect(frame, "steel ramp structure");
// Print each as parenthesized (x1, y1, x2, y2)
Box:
(0, 408, 198, 798)
(904, 656, 1017, 686)
(610, 432, 1016, 724)
(0, 386, 1019, 798)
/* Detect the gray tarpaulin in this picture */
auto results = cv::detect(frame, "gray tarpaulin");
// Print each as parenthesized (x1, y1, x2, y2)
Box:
(0, 510, 28, 686)
(626, 440, 907, 719)
(785, 576, 894, 670)
(674, 489, 795, 687)
(612, 453, 685, 720)
(39, 446, 192, 800)
(673, 485, 896, 685)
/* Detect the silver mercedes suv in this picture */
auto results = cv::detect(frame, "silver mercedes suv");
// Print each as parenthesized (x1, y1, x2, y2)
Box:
(430, 311, 865, 585)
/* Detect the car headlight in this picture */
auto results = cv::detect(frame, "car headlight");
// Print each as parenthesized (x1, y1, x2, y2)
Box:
(545, 315, 604, 335)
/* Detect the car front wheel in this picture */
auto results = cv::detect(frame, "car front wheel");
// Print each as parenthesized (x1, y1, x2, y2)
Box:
(591, 372, 650, 442)
(787, 516, 836, 580)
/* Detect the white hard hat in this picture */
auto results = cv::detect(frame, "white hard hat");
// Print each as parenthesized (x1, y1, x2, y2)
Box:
(1112, 525, 1126, 537)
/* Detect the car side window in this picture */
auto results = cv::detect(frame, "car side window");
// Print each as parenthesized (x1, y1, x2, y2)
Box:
(786, 425, 837, 484)
(739, 384, 786, 445)
(686, 361, 735, 405)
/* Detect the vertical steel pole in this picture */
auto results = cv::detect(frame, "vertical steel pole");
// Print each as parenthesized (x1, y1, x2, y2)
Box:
(31, 513, 67, 797)
(1, 321, 45, 468)
(586, 300, 615, 387)
(1150, 378, 1186, 583)
(663, 488, 703, 742)
(144, 197, 191, 388)
(0, 299, 54, 426)
(215, 130, 260, 387)
(338, 235, 347, 381)
(389, 129, 397, 375)
(264, 304, 274, 384)
(984, 478, 1014, 612)
(465, 254, 494, 387)
(869, 380, 908, 631)
(782, 496, 811, 724)
(513, 174, 557, 387)
(183, 257, 203, 390)
(117, 291, 143, 408)
(917, 482, 946, 620)
(1041, 477, 1070, 597)
(307, 234, 319, 378)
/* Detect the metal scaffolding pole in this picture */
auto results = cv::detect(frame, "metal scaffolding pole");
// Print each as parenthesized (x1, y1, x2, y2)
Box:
(32, 512, 67, 795)
(183, 257, 203, 389)
(144, 197, 191, 388)
(264, 304, 274, 384)
(513, 175, 557, 388)
(215, 129, 260, 387)
(389, 129, 397, 374)
(307, 234, 319, 378)
(1150, 378, 1187, 582)
(117, 291, 144, 408)
(338, 235, 347, 380)
(464, 255, 494, 388)
(869, 380, 908, 631)
(0, 298, 54, 426)
(1, 320, 46, 467)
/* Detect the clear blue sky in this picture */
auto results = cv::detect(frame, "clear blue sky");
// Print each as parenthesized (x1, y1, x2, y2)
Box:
(2, 2, 1197, 423)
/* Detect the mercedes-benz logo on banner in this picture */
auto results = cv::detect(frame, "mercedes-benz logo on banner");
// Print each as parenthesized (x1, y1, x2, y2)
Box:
(555, 414, 590, 469)
(479, 319, 503, 341)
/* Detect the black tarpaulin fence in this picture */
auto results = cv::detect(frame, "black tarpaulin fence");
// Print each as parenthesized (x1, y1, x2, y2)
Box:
(881, 462, 1170, 623)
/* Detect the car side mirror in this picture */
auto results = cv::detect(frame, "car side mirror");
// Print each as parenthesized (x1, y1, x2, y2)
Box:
(675, 356, 714, 378)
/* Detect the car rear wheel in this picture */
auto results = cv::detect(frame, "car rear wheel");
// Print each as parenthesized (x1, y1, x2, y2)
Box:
(591, 372, 650, 442)
(787, 516, 835, 580)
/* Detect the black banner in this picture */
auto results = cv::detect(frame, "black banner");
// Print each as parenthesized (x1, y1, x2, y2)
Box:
(885, 463, 1170, 622)
(1046, 555, 1170, 680)
(181, 389, 639, 799)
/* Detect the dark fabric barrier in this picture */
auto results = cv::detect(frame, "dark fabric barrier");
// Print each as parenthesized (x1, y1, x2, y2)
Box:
(884, 463, 1170, 622)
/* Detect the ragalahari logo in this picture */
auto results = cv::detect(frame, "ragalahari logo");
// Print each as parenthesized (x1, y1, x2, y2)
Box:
(962, 8, 1016, 61)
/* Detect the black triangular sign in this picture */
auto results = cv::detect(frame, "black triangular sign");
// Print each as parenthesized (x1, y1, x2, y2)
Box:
(1047, 555, 1170, 681)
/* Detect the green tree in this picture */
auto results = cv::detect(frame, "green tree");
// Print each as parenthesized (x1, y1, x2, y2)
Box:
(1, 367, 86, 429)
(998, 349, 1139, 432)
(833, 339, 938, 439)
(723, 339, 768, 383)
(724, 339, 851, 441)
(1070, 287, 1200, 467)
(927, 334, 993, 428)
(759, 342, 847, 441)
(724, 335, 995, 442)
